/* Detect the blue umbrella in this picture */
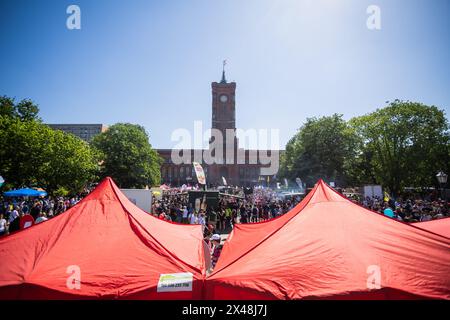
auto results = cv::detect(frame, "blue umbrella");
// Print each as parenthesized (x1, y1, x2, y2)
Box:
(3, 188, 47, 197)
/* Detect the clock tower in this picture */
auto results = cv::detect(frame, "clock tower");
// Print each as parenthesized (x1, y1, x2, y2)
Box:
(209, 67, 239, 184)
(211, 70, 237, 145)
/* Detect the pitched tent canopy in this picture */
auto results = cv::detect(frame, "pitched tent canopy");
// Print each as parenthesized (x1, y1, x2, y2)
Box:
(413, 217, 450, 238)
(0, 177, 208, 299)
(3, 188, 47, 197)
(206, 180, 450, 300)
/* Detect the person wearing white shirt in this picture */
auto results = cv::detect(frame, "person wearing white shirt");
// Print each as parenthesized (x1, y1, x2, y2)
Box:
(0, 213, 7, 236)
(8, 209, 19, 223)
(35, 212, 48, 224)
(198, 212, 206, 231)
(190, 212, 199, 224)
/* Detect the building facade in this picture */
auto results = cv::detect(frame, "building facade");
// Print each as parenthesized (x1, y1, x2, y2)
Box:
(157, 71, 282, 186)
(47, 124, 108, 142)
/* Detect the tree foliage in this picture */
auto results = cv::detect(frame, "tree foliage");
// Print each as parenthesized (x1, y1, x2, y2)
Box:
(0, 95, 40, 121)
(349, 100, 450, 194)
(91, 123, 162, 188)
(280, 101, 450, 194)
(0, 116, 99, 194)
(279, 114, 358, 187)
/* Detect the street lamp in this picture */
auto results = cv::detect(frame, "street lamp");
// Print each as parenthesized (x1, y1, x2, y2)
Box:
(436, 171, 448, 200)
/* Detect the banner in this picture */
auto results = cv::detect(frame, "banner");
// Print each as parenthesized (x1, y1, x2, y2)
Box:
(192, 162, 206, 185)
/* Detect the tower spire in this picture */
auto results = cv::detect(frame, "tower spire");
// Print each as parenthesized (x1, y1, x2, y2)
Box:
(221, 59, 227, 83)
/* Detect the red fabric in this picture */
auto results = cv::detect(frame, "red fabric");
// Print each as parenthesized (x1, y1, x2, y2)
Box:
(206, 180, 450, 300)
(413, 217, 450, 238)
(0, 177, 207, 299)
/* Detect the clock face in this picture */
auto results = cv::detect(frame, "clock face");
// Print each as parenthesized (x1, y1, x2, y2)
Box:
(219, 94, 228, 103)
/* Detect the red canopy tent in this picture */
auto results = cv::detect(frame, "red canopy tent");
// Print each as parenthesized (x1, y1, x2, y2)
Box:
(413, 217, 450, 238)
(0, 177, 208, 299)
(206, 180, 450, 300)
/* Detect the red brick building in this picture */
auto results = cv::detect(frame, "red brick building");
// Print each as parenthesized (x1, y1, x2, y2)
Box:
(157, 71, 282, 186)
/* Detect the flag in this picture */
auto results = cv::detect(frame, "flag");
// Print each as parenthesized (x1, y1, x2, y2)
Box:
(0, 176, 4, 188)
(192, 162, 206, 185)
(222, 176, 227, 186)
(384, 191, 390, 202)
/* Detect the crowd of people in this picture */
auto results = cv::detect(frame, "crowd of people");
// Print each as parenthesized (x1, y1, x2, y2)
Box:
(150, 186, 303, 268)
(0, 196, 83, 236)
(358, 196, 449, 222)
(151, 187, 300, 230)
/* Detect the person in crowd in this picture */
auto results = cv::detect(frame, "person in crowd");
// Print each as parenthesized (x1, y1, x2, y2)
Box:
(239, 204, 248, 224)
(0, 213, 7, 236)
(198, 210, 206, 231)
(383, 205, 395, 218)
(217, 209, 225, 231)
(8, 206, 19, 223)
(8, 207, 20, 233)
(224, 207, 232, 230)
(210, 234, 223, 269)
(35, 212, 48, 224)
(250, 205, 257, 223)
(190, 211, 199, 225)
(175, 207, 183, 223)
(30, 201, 42, 220)
(182, 206, 189, 224)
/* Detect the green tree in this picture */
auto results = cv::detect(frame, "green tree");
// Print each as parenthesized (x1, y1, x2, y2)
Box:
(0, 95, 41, 121)
(16, 99, 40, 121)
(349, 100, 450, 195)
(0, 96, 15, 118)
(91, 123, 162, 188)
(279, 114, 358, 187)
(40, 128, 100, 193)
(0, 116, 98, 194)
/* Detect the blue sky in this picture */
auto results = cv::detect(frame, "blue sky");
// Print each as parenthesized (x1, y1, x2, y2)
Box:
(1, 0, 449, 149)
